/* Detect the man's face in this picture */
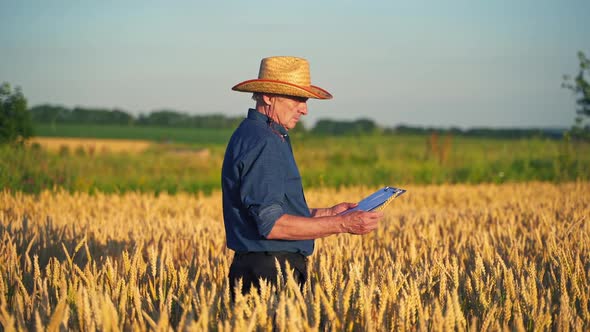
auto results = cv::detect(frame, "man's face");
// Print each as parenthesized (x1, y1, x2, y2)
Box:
(269, 95, 309, 130)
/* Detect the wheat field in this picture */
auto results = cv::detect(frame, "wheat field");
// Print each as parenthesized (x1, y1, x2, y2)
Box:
(0, 182, 588, 331)
(28, 137, 152, 154)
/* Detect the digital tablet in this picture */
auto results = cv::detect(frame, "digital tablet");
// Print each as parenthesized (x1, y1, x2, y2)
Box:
(339, 186, 406, 215)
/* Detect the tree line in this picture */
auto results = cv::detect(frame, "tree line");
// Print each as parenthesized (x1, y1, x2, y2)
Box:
(28, 104, 387, 135)
(29, 105, 244, 129)
(384, 125, 565, 139)
(29, 104, 566, 139)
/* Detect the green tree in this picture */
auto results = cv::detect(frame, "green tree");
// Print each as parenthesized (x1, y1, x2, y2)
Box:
(312, 118, 378, 136)
(0, 83, 32, 144)
(562, 51, 590, 139)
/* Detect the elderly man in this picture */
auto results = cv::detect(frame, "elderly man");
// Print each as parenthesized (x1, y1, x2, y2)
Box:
(222, 56, 382, 296)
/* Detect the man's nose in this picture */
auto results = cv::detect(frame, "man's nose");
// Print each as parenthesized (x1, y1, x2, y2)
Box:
(299, 104, 308, 115)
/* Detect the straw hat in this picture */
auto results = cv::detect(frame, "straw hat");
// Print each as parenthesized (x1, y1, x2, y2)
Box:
(232, 56, 333, 100)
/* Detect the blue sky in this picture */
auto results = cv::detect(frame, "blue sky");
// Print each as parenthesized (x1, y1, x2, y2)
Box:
(1, 1, 588, 128)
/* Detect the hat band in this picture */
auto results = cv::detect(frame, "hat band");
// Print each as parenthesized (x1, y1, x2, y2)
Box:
(236, 78, 330, 99)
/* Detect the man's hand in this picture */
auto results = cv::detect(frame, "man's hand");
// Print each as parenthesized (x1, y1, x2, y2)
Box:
(310, 202, 357, 217)
(338, 210, 382, 235)
(329, 202, 358, 216)
(267, 209, 383, 240)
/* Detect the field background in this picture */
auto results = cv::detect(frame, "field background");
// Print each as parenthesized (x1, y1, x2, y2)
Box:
(1, 123, 589, 330)
(1, 123, 589, 194)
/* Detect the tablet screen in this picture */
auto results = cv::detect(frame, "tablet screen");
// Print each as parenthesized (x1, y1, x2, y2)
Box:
(339, 186, 406, 215)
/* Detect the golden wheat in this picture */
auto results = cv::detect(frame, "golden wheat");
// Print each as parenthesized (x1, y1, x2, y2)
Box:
(0, 182, 589, 331)
(29, 137, 152, 154)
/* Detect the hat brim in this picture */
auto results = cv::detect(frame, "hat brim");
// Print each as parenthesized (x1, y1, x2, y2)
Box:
(232, 79, 332, 100)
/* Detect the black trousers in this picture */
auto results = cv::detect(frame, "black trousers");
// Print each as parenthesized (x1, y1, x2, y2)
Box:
(228, 251, 308, 298)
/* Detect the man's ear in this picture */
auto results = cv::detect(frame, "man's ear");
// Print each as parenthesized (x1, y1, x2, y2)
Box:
(261, 94, 273, 106)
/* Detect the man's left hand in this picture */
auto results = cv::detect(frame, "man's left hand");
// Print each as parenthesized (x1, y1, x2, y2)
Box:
(329, 202, 358, 216)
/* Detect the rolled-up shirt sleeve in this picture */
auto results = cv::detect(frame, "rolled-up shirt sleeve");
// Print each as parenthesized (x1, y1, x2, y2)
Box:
(239, 138, 286, 238)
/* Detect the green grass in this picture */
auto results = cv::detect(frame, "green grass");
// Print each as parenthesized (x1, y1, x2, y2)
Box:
(33, 123, 234, 145)
(1, 143, 225, 194)
(2, 124, 589, 194)
(294, 134, 590, 187)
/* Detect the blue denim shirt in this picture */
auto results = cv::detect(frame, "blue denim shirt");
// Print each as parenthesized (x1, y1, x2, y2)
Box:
(221, 109, 313, 256)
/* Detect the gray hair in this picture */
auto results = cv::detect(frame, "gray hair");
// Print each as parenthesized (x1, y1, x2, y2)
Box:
(251, 92, 262, 102)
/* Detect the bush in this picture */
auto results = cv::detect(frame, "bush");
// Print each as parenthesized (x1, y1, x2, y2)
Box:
(0, 82, 32, 144)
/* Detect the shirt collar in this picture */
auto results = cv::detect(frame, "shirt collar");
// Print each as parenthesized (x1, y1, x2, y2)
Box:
(247, 108, 288, 136)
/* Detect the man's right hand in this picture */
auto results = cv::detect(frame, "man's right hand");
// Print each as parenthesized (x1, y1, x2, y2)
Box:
(338, 210, 382, 235)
